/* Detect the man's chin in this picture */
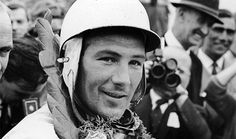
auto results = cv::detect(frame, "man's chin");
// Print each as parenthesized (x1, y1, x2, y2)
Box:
(99, 109, 124, 120)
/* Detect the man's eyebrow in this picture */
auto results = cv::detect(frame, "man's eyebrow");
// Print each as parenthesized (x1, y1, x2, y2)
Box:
(96, 50, 145, 59)
(132, 55, 145, 59)
(96, 50, 121, 57)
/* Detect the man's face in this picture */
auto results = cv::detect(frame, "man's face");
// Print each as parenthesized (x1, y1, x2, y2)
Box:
(78, 33, 145, 119)
(181, 9, 214, 48)
(9, 8, 29, 38)
(204, 17, 235, 59)
(0, 12, 13, 79)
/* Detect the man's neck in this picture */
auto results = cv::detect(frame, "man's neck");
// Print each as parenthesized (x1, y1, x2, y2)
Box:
(201, 47, 220, 62)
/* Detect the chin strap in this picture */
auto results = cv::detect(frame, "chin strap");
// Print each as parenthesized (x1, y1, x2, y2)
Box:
(61, 38, 83, 100)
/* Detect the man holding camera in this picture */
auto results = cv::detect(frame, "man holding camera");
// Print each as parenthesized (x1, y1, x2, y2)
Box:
(134, 47, 211, 139)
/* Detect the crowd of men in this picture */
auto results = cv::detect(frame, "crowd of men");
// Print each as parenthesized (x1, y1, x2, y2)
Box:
(0, 0, 236, 139)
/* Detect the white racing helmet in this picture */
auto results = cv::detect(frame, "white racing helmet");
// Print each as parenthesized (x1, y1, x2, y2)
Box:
(60, 0, 161, 104)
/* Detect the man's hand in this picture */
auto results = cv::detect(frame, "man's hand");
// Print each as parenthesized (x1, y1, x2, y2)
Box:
(175, 85, 189, 107)
(176, 85, 188, 96)
(35, 10, 60, 76)
(144, 60, 153, 79)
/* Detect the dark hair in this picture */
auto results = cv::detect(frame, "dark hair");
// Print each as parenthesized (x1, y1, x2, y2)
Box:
(218, 9, 233, 18)
(81, 27, 146, 55)
(3, 35, 48, 91)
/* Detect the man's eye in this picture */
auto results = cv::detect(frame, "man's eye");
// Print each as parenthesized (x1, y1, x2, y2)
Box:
(212, 27, 224, 33)
(130, 60, 142, 67)
(17, 20, 23, 24)
(99, 57, 117, 64)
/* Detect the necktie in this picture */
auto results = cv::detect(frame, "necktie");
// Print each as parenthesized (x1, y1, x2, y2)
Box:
(212, 62, 218, 75)
(151, 99, 168, 135)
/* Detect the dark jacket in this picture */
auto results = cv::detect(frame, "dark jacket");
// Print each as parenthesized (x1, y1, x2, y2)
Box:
(188, 47, 225, 139)
(133, 92, 211, 139)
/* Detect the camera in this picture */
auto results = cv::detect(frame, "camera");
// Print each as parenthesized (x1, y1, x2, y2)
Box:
(149, 57, 181, 88)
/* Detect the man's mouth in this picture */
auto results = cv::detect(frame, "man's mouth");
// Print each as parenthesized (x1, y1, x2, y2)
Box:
(194, 30, 206, 39)
(103, 90, 127, 99)
(195, 34, 203, 40)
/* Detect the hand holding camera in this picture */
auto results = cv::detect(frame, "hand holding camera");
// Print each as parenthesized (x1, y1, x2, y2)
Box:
(149, 57, 181, 89)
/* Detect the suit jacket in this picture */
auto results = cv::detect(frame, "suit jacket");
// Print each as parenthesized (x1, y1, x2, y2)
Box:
(188, 47, 225, 138)
(134, 92, 211, 139)
(187, 50, 204, 105)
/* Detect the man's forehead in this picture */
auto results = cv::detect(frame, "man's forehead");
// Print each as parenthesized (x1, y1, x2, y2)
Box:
(213, 17, 236, 29)
(10, 7, 27, 17)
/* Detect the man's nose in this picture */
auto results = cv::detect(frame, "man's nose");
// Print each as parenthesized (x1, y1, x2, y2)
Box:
(12, 22, 17, 30)
(201, 23, 209, 36)
(111, 64, 131, 87)
(220, 30, 228, 41)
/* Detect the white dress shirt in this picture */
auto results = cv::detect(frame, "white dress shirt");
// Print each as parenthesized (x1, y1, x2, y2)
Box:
(150, 89, 173, 113)
(197, 49, 224, 74)
(150, 89, 179, 128)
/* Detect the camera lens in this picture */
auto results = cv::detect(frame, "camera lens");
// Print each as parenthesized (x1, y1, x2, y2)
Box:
(165, 73, 181, 88)
(165, 58, 177, 70)
(151, 63, 166, 79)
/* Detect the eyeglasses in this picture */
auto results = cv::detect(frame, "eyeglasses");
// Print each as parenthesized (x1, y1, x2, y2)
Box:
(212, 26, 236, 36)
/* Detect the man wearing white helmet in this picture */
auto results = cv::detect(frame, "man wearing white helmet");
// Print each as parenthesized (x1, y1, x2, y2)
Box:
(3, 0, 160, 138)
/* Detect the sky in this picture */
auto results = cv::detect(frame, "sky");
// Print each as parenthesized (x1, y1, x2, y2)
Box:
(170, 0, 236, 13)
(220, 0, 236, 13)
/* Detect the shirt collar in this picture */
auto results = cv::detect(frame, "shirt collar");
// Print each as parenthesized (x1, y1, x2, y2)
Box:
(150, 88, 173, 112)
(150, 89, 162, 110)
(198, 49, 224, 73)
